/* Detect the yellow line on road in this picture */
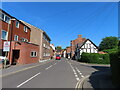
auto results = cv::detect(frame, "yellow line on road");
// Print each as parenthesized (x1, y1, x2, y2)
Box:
(1, 60, 54, 78)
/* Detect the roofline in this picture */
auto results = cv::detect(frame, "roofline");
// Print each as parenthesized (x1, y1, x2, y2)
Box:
(0, 9, 30, 29)
(20, 20, 44, 32)
(78, 39, 98, 49)
(43, 31, 51, 41)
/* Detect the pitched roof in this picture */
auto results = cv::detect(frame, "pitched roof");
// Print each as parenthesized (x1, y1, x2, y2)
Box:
(78, 39, 98, 49)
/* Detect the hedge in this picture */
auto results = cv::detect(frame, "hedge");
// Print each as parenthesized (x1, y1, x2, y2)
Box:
(78, 53, 110, 64)
(109, 51, 120, 87)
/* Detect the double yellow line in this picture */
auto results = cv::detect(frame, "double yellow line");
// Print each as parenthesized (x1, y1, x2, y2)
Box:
(75, 75, 90, 90)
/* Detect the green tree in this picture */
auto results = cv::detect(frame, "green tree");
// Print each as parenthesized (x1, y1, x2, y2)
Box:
(99, 36, 119, 51)
(56, 46, 62, 50)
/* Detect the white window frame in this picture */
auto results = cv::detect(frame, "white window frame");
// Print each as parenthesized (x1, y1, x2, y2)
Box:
(30, 51, 37, 57)
(16, 21, 19, 28)
(21, 38, 28, 42)
(14, 35, 19, 41)
(24, 26, 28, 33)
(0, 11, 2, 20)
(43, 43, 46, 47)
(1, 13, 11, 24)
(1, 30, 8, 40)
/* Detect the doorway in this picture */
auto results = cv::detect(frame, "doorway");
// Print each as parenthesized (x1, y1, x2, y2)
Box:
(12, 50, 20, 65)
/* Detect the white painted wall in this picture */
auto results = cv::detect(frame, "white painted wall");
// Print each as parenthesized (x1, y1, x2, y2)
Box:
(77, 40, 98, 59)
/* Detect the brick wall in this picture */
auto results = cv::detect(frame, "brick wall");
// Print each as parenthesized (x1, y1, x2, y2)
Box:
(71, 35, 86, 58)
(9, 41, 39, 65)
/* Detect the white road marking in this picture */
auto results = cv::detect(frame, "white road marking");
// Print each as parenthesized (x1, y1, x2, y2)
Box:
(81, 75, 84, 78)
(17, 72, 41, 88)
(54, 63, 57, 65)
(76, 67, 84, 78)
(45, 65, 53, 70)
(75, 75, 78, 77)
(68, 61, 80, 81)
(76, 78, 80, 81)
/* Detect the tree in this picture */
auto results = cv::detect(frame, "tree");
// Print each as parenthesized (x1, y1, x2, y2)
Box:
(55, 46, 62, 50)
(99, 36, 119, 51)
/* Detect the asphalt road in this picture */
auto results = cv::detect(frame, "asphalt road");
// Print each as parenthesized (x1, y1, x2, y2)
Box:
(2, 58, 97, 88)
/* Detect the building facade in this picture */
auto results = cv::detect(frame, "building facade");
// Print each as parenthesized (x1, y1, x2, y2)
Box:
(0, 9, 39, 65)
(66, 46, 71, 59)
(70, 35, 86, 59)
(75, 39, 98, 60)
(21, 21, 51, 60)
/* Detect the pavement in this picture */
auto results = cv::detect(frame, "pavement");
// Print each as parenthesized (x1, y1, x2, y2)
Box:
(0, 58, 116, 89)
(74, 61, 116, 89)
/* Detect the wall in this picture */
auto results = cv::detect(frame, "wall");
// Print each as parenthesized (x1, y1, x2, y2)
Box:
(20, 21, 43, 60)
(9, 41, 39, 64)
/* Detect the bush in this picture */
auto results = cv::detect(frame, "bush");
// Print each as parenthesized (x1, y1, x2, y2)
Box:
(78, 53, 110, 64)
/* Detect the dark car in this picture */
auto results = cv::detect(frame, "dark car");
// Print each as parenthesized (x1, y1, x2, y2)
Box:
(56, 55, 61, 60)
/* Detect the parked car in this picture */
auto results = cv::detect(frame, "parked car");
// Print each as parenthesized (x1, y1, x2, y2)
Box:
(56, 55, 61, 60)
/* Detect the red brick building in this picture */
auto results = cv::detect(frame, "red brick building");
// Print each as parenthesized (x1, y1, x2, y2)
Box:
(0, 9, 39, 65)
(70, 35, 86, 59)
(66, 46, 71, 58)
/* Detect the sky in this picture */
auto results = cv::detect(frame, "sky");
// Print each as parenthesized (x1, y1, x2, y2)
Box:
(1, 2, 118, 48)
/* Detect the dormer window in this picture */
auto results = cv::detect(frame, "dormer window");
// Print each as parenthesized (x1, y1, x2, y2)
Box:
(24, 26, 28, 33)
(16, 21, 19, 28)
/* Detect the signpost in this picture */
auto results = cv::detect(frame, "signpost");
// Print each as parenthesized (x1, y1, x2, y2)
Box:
(3, 41, 10, 68)
(3, 41, 10, 52)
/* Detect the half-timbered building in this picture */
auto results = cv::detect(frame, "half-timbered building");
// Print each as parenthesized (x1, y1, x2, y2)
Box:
(75, 39, 98, 60)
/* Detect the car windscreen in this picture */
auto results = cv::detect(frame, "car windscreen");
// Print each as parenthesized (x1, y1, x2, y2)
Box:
(56, 55, 60, 57)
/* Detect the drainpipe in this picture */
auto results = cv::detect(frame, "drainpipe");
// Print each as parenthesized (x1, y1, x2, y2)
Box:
(8, 18, 15, 65)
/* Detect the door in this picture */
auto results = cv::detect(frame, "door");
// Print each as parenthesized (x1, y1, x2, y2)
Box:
(12, 50, 20, 65)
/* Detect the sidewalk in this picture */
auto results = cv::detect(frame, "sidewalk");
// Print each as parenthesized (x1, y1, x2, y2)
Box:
(79, 71, 116, 89)
(0, 59, 54, 77)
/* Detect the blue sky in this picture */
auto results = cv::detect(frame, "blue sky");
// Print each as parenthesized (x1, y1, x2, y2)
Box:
(2, 2, 118, 48)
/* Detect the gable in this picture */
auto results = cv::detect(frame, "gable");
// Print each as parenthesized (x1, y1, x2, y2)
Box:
(79, 39, 98, 49)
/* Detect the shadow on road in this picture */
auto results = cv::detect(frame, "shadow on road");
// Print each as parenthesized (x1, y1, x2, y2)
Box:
(88, 66, 115, 89)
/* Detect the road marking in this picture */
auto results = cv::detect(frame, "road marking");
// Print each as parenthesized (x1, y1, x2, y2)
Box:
(45, 65, 53, 70)
(68, 61, 80, 82)
(54, 63, 57, 65)
(17, 72, 41, 88)
(76, 67, 84, 78)
(81, 75, 84, 78)
(77, 75, 90, 88)
(76, 78, 80, 81)
(1, 60, 54, 78)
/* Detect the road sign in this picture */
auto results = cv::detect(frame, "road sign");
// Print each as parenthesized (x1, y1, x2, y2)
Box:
(3, 41, 10, 52)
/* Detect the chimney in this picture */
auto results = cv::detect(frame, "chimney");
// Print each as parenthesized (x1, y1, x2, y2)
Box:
(78, 35, 82, 38)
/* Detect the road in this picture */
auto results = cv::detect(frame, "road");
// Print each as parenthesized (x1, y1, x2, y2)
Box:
(2, 58, 98, 88)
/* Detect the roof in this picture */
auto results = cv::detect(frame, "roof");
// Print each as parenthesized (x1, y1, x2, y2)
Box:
(0, 9, 30, 29)
(78, 39, 98, 49)
(20, 20, 43, 32)
(43, 31, 51, 41)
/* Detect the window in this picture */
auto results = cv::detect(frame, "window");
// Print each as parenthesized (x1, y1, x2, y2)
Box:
(43, 43, 46, 47)
(2, 13, 5, 20)
(24, 26, 28, 32)
(1, 13, 10, 23)
(21, 38, 28, 42)
(5, 15, 10, 23)
(0, 11, 2, 20)
(14, 35, 18, 41)
(1, 30, 8, 40)
(31, 51, 37, 57)
(16, 21, 19, 28)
